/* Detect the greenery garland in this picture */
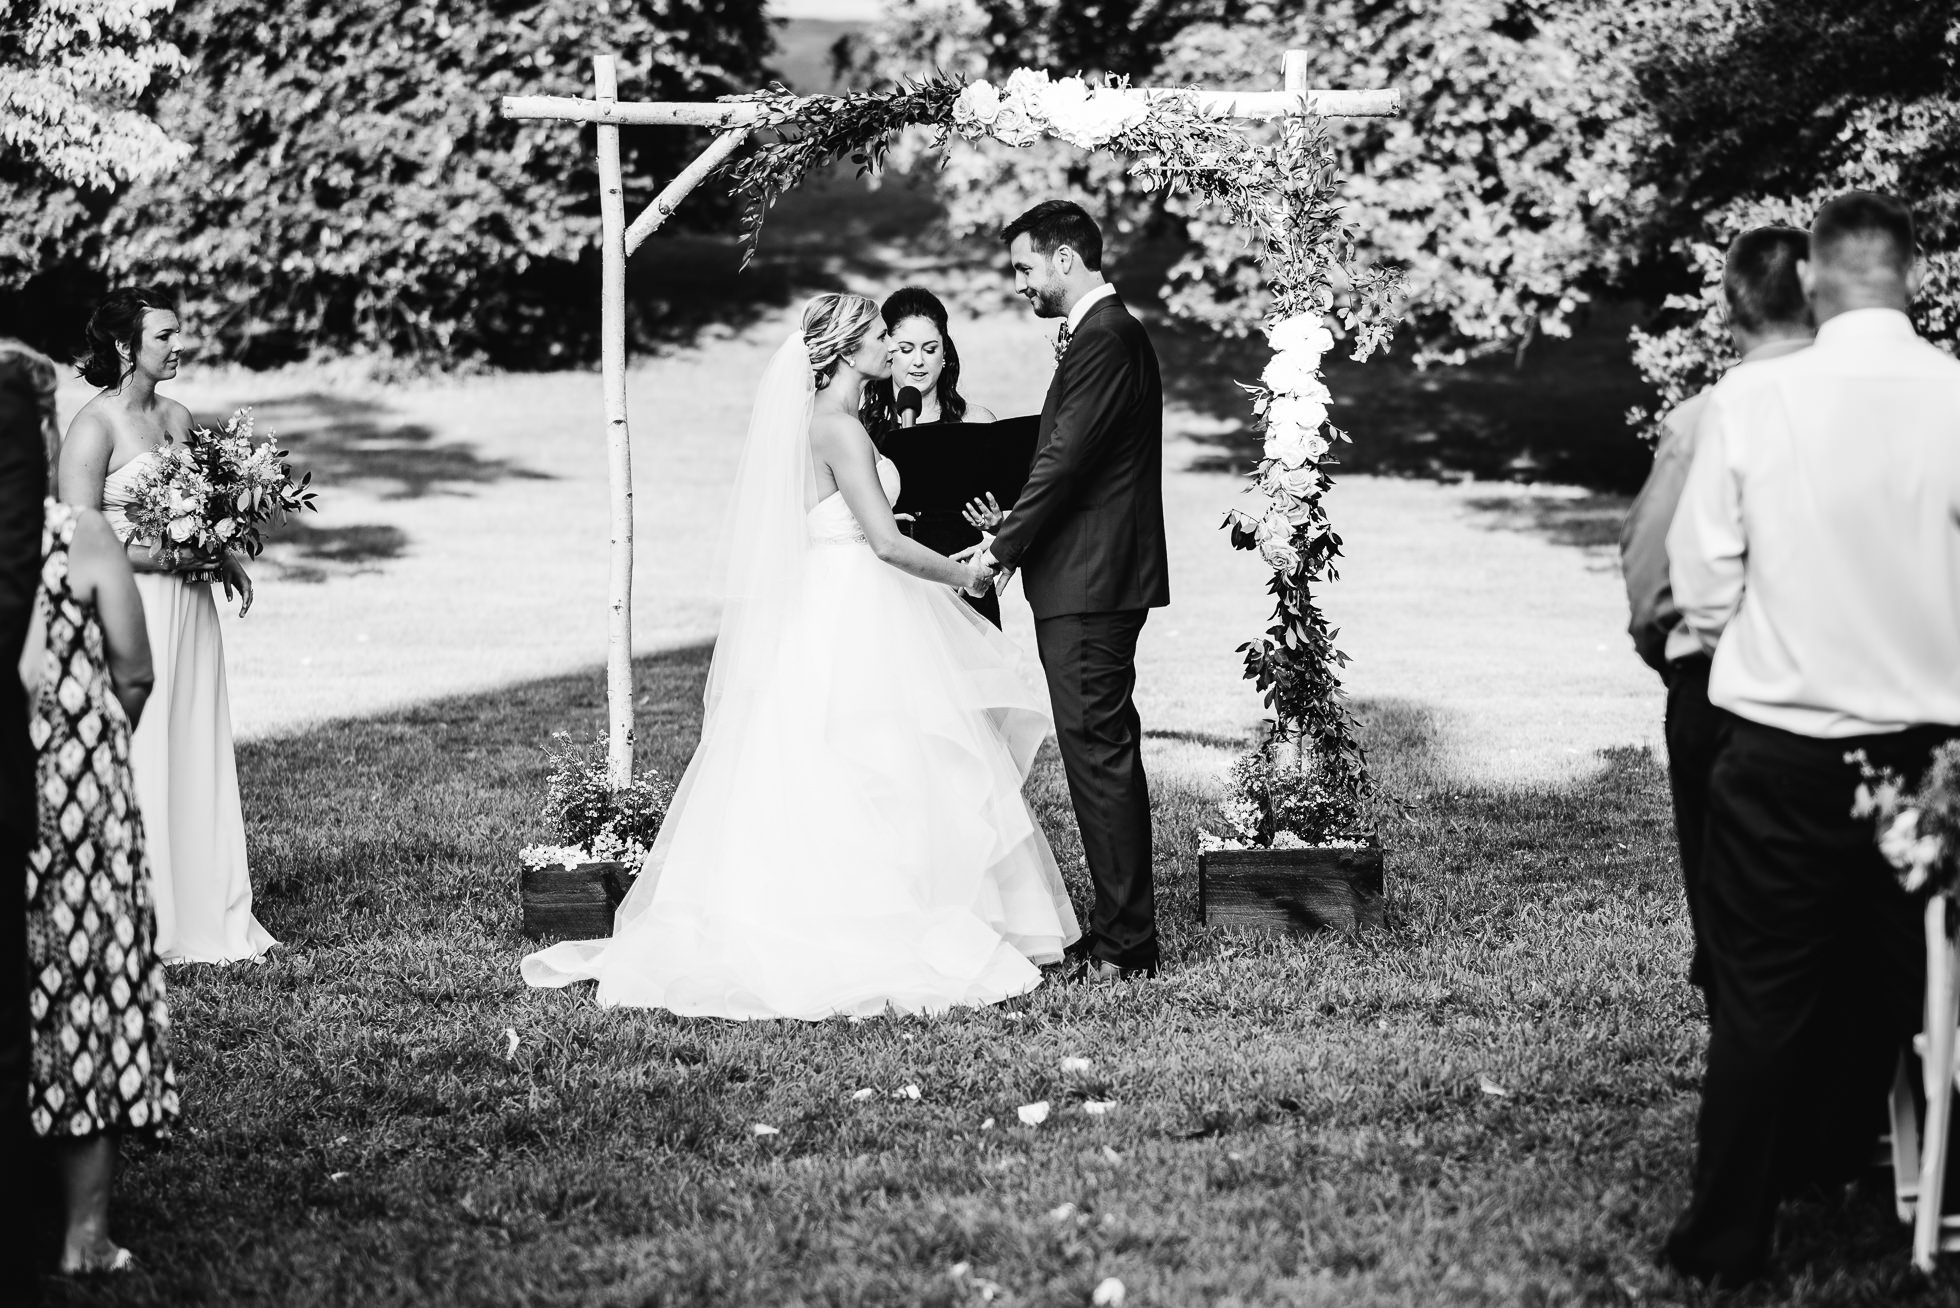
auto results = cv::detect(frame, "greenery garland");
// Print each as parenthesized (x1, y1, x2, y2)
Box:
(719, 70, 1404, 846)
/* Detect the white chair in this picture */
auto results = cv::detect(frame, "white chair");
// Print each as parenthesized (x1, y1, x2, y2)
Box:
(1888, 893, 1960, 1272)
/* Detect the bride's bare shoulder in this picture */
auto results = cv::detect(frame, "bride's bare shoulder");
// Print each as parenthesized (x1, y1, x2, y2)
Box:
(808, 408, 873, 455)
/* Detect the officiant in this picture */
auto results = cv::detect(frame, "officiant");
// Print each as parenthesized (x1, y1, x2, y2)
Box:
(862, 287, 1020, 626)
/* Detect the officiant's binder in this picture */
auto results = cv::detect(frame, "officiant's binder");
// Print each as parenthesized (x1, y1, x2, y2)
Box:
(883, 415, 1039, 557)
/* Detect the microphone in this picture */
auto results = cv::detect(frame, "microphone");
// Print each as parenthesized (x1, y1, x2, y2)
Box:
(895, 386, 922, 428)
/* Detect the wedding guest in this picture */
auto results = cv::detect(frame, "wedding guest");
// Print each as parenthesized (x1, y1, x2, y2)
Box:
(1663, 192, 1960, 1286)
(60, 288, 276, 963)
(1619, 227, 1812, 1014)
(0, 341, 51, 1300)
(861, 287, 1003, 625)
(22, 484, 178, 1275)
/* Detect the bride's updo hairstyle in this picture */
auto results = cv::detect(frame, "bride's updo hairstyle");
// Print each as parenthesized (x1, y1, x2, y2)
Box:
(78, 285, 178, 389)
(802, 293, 881, 391)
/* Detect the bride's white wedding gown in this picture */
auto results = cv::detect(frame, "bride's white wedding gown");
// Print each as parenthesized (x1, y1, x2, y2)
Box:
(523, 455, 1079, 1019)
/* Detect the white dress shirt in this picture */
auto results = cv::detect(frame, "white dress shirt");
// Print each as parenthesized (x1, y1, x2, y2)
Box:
(1668, 307, 1960, 737)
(1065, 282, 1118, 335)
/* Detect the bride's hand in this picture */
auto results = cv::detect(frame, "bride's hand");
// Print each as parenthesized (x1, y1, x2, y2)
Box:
(958, 558, 996, 597)
(217, 552, 255, 616)
(962, 493, 1004, 533)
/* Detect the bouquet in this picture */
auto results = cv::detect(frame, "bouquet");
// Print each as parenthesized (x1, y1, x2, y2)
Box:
(1851, 741, 1960, 902)
(124, 408, 317, 578)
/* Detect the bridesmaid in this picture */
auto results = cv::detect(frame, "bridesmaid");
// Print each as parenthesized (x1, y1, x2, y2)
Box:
(861, 287, 1001, 625)
(59, 287, 276, 964)
(17, 341, 179, 1272)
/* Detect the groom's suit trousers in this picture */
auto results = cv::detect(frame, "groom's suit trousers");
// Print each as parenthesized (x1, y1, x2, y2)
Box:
(1665, 720, 1952, 1284)
(1036, 609, 1156, 970)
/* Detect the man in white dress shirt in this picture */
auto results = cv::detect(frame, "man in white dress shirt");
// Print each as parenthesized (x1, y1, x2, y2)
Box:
(1663, 191, 1960, 1286)
(1620, 226, 1811, 1016)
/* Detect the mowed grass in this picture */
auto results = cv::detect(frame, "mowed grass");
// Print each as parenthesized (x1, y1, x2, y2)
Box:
(40, 649, 1958, 1307)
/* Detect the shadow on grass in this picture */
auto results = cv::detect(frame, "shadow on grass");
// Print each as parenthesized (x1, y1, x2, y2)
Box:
(56, 651, 1952, 1307)
(234, 392, 550, 500)
(1146, 300, 1660, 499)
(255, 521, 411, 584)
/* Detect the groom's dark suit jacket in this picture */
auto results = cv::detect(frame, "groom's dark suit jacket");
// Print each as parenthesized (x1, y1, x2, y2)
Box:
(990, 293, 1169, 618)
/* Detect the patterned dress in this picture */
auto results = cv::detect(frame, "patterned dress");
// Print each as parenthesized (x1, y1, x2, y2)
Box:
(25, 501, 178, 1138)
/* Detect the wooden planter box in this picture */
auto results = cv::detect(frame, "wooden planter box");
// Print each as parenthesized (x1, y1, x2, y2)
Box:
(1198, 840, 1385, 934)
(519, 860, 638, 940)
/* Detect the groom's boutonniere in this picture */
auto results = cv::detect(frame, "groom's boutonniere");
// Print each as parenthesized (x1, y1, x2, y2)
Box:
(1053, 321, 1072, 363)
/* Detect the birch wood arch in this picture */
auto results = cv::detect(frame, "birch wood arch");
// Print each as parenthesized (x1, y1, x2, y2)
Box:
(503, 51, 1402, 793)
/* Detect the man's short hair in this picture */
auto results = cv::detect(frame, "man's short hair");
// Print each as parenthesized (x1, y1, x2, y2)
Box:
(1000, 200, 1103, 271)
(1724, 226, 1810, 333)
(1812, 191, 1915, 277)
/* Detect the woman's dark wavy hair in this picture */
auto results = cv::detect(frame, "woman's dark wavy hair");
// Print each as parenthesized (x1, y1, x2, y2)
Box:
(861, 286, 969, 437)
(78, 285, 178, 390)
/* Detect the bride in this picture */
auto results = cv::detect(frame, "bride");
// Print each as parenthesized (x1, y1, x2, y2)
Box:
(523, 294, 1080, 1019)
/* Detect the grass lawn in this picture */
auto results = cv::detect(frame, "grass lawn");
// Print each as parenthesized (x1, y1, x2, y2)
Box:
(36, 649, 1955, 1308)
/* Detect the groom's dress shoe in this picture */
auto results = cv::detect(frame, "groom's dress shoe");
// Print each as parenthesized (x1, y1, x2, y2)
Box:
(1083, 959, 1157, 984)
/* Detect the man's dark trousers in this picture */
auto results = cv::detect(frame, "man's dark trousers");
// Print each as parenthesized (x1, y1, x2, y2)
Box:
(1665, 720, 1955, 1285)
(1663, 653, 1723, 1005)
(1035, 609, 1155, 971)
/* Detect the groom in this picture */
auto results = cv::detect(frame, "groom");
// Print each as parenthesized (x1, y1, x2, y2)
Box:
(971, 200, 1169, 981)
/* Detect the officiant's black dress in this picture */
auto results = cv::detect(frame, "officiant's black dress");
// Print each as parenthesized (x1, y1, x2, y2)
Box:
(880, 419, 1002, 628)
(989, 293, 1169, 972)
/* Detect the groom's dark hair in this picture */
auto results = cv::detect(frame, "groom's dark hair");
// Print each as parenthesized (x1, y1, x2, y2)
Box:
(1724, 227, 1810, 333)
(1001, 201, 1103, 271)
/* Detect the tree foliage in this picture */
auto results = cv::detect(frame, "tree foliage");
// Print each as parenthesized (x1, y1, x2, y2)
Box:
(3, 0, 774, 367)
(859, 0, 1960, 428)
(0, 0, 192, 189)
(1627, 1, 1960, 433)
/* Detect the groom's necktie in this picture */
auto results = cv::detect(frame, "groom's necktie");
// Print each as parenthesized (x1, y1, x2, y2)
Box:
(1054, 321, 1071, 362)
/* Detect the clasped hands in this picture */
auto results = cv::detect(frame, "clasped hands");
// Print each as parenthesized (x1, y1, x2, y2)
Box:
(952, 540, 1011, 598)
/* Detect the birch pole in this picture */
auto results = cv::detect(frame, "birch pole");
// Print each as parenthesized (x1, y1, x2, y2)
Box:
(594, 54, 636, 790)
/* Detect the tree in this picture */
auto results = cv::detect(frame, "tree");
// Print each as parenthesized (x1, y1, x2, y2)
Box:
(0, 0, 192, 189)
(1627, 0, 1960, 431)
(3, 0, 775, 367)
(858, 0, 1661, 361)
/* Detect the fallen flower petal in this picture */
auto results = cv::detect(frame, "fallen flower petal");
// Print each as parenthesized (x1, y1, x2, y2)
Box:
(1101, 1145, 1123, 1164)
(1017, 1100, 1051, 1127)
(980, 1117, 996, 1131)
(851, 1087, 876, 1101)
(1082, 1100, 1116, 1116)
(893, 1083, 922, 1101)
(1060, 1056, 1092, 1074)
(751, 1123, 781, 1136)
(502, 1028, 519, 1061)
(1478, 1076, 1510, 1098)
(1048, 1202, 1078, 1221)
(1093, 1277, 1127, 1306)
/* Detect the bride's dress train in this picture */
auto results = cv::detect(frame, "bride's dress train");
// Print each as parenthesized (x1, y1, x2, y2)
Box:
(524, 397, 1079, 1018)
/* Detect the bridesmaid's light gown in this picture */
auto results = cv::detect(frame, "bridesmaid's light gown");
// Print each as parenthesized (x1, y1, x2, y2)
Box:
(103, 451, 276, 963)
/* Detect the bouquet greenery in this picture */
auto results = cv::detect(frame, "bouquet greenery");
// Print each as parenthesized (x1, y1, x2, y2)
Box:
(519, 732, 674, 871)
(125, 408, 316, 573)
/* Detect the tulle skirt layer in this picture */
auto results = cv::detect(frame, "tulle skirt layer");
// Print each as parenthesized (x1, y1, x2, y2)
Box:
(522, 542, 1079, 1019)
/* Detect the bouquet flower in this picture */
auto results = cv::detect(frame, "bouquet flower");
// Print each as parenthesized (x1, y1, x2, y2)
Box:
(124, 408, 316, 576)
(1852, 742, 1960, 903)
